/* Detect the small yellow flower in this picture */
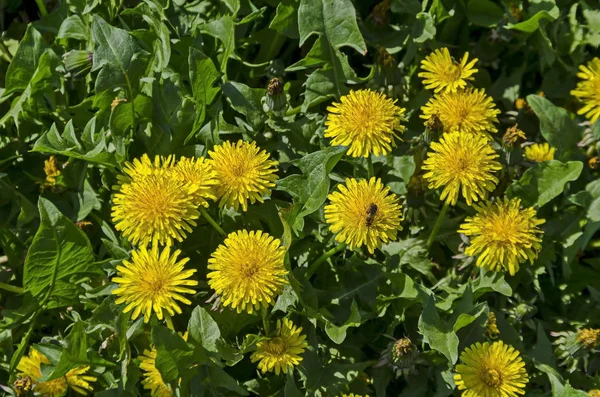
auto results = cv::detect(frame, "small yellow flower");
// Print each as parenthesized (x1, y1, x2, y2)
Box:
(485, 312, 500, 339)
(112, 245, 198, 323)
(571, 57, 600, 122)
(209, 140, 278, 212)
(251, 319, 308, 375)
(111, 97, 127, 109)
(139, 348, 174, 397)
(589, 389, 600, 397)
(207, 230, 288, 313)
(459, 197, 545, 275)
(523, 143, 556, 162)
(454, 341, 528, 397)
(17, 347, 96, 396)
(172, 156, 218, 207)
(44, 156, 61, 184)
(503, 125, 526, 146)
(420, 88, 500, 136)
(589, 156, 600, 169)
(514, 98, 527, 110)
(577, 328, 600, 349)
(418, 48, 478, 93)
(342, 394, 370, 397)
(324, 177, 403, 254)
(325, 89, 406, 158)
(422, 132, 502, 206)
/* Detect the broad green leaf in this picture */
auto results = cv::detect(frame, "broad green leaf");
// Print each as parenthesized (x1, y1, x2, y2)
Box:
(472, 270, 512, 297)
(222, 81, 265, 129)
(273, 285, 299, 313)
(188, 306, 221, 353)
(467, 0, 504, 27)
(506, 1, 559, 32)
(153, 325, 194, 382)
(91, 15, 148, 94)
(412, 12, 436, 43)
(57, 15, 88, 41)
(527, 95, 582, 155)
(324, 300, 361, 344)
(507, 160, 583, 208)
(270, 0, 299, 38)
(285, 372, 303, 397)
(556, 383, 589, 397)
(23, 198, 97, 307)
(276, 146, 346, 234)
(298, 0, 366, 54)
(531, 322, 557, 368)
(206, 367, 249, 395)
(418, 295, 459, 364)
(587, 197, 600, 222)
(3, 25, 48, 97)
(200, 16, 235, 78)
(189, 49, 221, 107)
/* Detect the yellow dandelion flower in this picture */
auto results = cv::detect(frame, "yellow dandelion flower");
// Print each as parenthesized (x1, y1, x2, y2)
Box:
(589, 389, 600, 397)
(17, 348, 67, 397)
(112, 171, 200, 247)
(112, 245, 198, 323)
(422, 132, 502, 206)
(342, 394, 370, 397)
(577, 328, 600, 349)
(571, 57, 600, 122)
(418, 48, 478, 93)
(172, 156, 218, 207)
(251, 319, 308, 375)
(485, 312, 500, 339)
(324, 177, 403, 254)
(459, 197, 545, 275)
(589, 156, 600, 169)
(139, 348, 174, 397)
(420, 88, 500, 136)
(118, 154, 175, 185)
(44, 156, 61, 184)
(324, 89, 407, 158)
(65, 366, 97, 395)
(514, 98, 527, 110)
(209, 140, 278, 212)
(523, 143, 555, 162)
(207, 230, 287, 313)
(454, 341, 528, 397)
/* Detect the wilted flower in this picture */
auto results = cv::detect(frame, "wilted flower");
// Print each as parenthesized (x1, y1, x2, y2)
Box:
(503, 125, 526, 147)
(485, 312, 500, 339)
(369, 0, 391, 25)
(589, 156, 600, 169)
(265, 77, 288, 114)
(44, 156, 61, 184)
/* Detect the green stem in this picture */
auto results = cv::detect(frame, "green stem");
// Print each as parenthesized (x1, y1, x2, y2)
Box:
(200, 207, 227, 238)
(0, 282, 25, 294)
(367, 156, 374, 179)
(306, 243, 347, 278)
(426, 202, 449, 250)
(34, 0, 48, 16)
(261, 306, 270, 335)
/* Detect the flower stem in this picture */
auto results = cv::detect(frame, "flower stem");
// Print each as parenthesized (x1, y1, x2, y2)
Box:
(426, 202, 449, 250)
(261, 306, 270, 334)
(306, 243, 347, 278)
(35, 0, 48, 16)
(367, 156, 374, 179)
(200, 207, 227, 238)
(0, 282, 25, 294)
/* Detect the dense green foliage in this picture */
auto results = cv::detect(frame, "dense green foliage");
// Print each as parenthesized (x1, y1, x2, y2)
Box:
(1, 0, 600, 396)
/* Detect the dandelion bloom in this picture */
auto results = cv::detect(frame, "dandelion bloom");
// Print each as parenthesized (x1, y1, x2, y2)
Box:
(112, 245, 198, 322)
(139, 348, 174, 397)
(325, 177, 403, 254)
(420, 88, 500, 136)
(459, 197, 545, 275)
(324, 89, 406, 158)
(422, 132, 502, 206)
(209, 140, 278, 212)
(251, 319, 307, 375)
(17, 347, 96, 396)
(173, 156, 218, 207)
(454, 341, 528, 397)
(576, 328, 600, 349)
(523, 143, 555, 162)
(207, 230, 287, 313)
(589, 390, 600, 397)
(112, 155, 203, 247)
(418, 48, 478, 93)
(571, 57, 600, 122)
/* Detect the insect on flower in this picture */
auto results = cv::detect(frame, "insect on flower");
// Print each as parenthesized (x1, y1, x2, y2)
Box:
(365, 203, 378, 227)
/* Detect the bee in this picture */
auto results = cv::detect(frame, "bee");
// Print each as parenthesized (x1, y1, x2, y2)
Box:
(365, 203, 378, 227)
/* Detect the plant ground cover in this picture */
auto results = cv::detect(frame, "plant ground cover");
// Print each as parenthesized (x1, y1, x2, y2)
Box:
(1, 0, 600, 396)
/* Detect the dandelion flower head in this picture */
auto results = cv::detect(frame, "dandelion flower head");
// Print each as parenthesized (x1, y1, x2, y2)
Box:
(459, 197, 545, 275)
(325, 177, 403, 254)
(422, 132, 501, 206)
(420, 88, 500, 136)
(454, 341, 528, 397)
(325, 89, 406, 158)
(523, 143, 556, 163)
(577, 328, 600, 349)
(419, 48, 478, 93)
(251, 319, 308, 375)
(207, 230, 287, 313)
(571, 57, 600, 122)
(139, 348, 174, 397)
(112, 245, 198, 322)
(173, 156, 218, 207)
(209, 140, 278, 212)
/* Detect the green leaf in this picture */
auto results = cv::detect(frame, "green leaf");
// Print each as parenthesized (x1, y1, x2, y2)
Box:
(587, 197, 600, 222)
(188, 306, 221, 353)
(418, 295, 459, 364)
(324, 300, 361, 344)
(3, 25, 48, 97)
(507, 160, 583, 208)
(57, 15, 88, 41)
(298, 0, 366, 54)
(276, 146, 346, 234)
(412, 12, 436, 43)
(273, 285, 299, 313)
(270, 0, 299, 39)
(467, 0, 504, 27)
(556, 383, 589, 397)
(506, 1, 559, 32)
(200, 16, 235, 78)
(189, 49, 221, 108)
(23, 198, 97, 307)
(91, 15, 148, 94)
(472, 270, 512, 297)
(222, 81, 265, 129)
(527, 95, 582, 155)
(152, 325, 194, 382)
(285, 372, 303, 397)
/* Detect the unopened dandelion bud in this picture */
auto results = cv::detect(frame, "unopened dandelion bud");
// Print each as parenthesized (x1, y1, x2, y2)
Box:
(265, 77, 288, 115)
(63, 50, 93, 79)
